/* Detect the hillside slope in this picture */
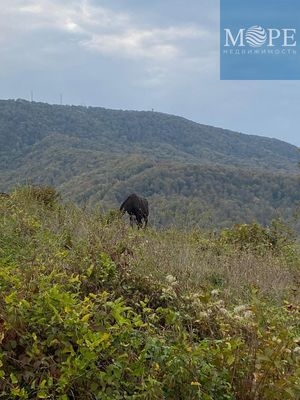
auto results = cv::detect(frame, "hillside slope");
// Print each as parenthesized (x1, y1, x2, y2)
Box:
(0, 189, 299, 399)
(0, 99, 299, 228)
(1, 99, 298, 171)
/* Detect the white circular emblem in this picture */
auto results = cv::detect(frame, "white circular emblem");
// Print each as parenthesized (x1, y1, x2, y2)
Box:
(246, 25, 267, 47)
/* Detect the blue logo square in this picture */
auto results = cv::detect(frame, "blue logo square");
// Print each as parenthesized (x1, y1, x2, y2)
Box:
(220, 0, 300, 80)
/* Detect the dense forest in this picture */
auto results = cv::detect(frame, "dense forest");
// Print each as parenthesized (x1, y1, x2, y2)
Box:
(1, 99, 299, 229)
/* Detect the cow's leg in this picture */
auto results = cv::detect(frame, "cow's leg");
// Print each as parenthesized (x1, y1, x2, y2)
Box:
(144, 216, 148, 228)
(136, 216, 143, 229)
(130, 214, 135, 228)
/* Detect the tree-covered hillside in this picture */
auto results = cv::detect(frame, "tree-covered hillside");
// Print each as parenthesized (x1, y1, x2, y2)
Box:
(0, 99, 299, 229)
(0, 99, 298, 171)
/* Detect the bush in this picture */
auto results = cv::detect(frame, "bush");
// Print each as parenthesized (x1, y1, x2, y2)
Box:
(219, 221, 296, 255)
(13, 185, 61, 208)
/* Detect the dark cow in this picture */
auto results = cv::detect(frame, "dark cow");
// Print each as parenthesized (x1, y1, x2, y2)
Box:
(120, 193, 149, 228)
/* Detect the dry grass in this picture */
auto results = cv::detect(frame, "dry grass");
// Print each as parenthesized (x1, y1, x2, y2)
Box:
(125, 229, 299, 304)
(4, 187, 300, 306)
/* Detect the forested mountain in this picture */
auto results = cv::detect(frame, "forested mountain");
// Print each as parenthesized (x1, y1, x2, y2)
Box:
(1, 99, 299, 228)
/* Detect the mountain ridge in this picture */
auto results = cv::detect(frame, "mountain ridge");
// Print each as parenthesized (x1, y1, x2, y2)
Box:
(1, 99, 298, 171)
(0, 99, 299, 228)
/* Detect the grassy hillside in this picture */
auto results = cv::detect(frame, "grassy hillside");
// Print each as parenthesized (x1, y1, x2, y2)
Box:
(0, 187, 299, 399)
(0, 99, 300, 229)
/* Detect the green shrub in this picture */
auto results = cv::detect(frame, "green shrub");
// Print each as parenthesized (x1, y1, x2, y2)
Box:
(13, 185, 60, 208)
(219, 221, 296, 255)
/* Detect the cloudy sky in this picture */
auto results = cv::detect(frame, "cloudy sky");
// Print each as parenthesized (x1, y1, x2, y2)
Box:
(1, 0, 300, 146)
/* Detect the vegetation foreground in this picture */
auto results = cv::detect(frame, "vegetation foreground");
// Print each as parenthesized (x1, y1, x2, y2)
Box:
(0, 187, 300, 399)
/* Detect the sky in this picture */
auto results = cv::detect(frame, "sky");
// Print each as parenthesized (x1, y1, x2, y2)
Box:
(1, 0, 300, 147)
